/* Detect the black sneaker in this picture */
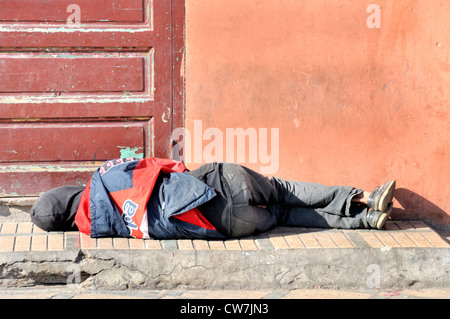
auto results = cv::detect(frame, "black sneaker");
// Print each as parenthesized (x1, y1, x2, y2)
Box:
(367, 202, 393, 229)
(367, 180, 396, 212)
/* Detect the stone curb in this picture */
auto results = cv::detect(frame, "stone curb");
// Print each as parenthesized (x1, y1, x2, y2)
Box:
(0, 221, 448, 291)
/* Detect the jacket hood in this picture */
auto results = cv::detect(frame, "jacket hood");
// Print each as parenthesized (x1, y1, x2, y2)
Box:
(162, 172, 216, 219)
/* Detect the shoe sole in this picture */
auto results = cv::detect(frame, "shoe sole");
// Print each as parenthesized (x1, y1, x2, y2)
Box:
(376, 202, 393, 229)
(375, 180, 396, 212)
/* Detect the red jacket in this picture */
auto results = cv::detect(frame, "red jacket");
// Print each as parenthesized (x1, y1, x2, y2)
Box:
(75, 158, 221, 239)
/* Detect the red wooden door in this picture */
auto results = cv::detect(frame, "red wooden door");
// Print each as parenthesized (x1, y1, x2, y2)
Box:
(0, 0, 184, 196)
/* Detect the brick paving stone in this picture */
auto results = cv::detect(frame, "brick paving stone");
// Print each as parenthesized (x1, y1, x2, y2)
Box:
(14, 236, 31, 252)
(374, 232, 401, 247)
(409, 220, 431, 230)
(298, 232, 321, 248)
(394, 221, 416, 231)
(208, 240, 226, 250)
(16, 222, 33, 234)
(283, 233, 306, 249)
(345, 231, 370, 248)
(283, 289, 372, 299)
(193, 239, 210, 250)
(384, 221, 401, 230)
(177, 290, 271, 299)
(405, 232, 433, 247)
(421, 232, 449, 247)
(390, 232, 417, 247)
(1, 222, 17, 234)
(329, 232, 354, 248)
(31, 235, 47, 251)
(80, 233, 97, 249)
(73, 292, 141, 299)
(32, 225, 47, 233)
(0, 236, 15, 252)
(375, 232, 400, 247)
(48, 234, 64, 251)
(254, 235, 274, 250)
(398, 288, 450, 299)
(113, 237, 130, 249)
(65, 232, 81, 250)
(177, 239, 194, 250)
(358, 232, 384, 248)
(268, 234, 290, 250)
(224, 239, 241, 250)
(129, 238, 146, 250)
(97, 238, 114, 250)
(73, 290, 168, 299)
(161, 240, 177, 250)
(313, 232, 337, 248)
(0, 289, 58, 299)
(144, 239, 162, 250)
(239, 237, 258, 250)
(164, 290, 184, 298)
(263, 291, 289, 299)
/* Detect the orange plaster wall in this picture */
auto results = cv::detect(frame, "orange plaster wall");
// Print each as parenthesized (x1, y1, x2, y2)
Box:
(184, 0, 450, 230)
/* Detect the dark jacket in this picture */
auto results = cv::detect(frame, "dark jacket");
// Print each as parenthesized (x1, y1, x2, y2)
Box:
(146, 172, 225, 239)
(75, 158, 225, 239)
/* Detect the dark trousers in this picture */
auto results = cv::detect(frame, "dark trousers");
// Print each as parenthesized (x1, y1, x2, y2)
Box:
(220, 163, 369, 237)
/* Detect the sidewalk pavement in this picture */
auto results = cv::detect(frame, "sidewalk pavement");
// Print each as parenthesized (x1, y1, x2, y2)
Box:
(1, 219, 449, 294)
(0, 285, 449, 299)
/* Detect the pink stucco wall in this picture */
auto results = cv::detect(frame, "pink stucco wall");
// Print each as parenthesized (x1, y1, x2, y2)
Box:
(183, 0, 450, 230)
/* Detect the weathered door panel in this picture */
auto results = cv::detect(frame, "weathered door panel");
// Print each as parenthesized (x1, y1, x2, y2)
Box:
(0, 0, 145, 23)
(0, 53, 145, 93)
(0, 121, 151, 162)
(0, 0, 181, 196)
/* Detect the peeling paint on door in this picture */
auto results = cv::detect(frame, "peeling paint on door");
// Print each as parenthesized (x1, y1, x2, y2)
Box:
(118, 146, 144, 158)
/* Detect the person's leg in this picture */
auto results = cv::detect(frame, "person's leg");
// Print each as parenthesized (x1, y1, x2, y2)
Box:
(223, 163, 366, 218)
(222, 164, 360, 213)
(221, 164, 277, 237)
(222, 164, 280, 206)
(30, 186, 84, 231)
(367, 180, 396, 212)
(272, 181, 396, 230)
(270, 177, 364, 217)
(229, 204, 277, 238)
(351, 181, 396, 213)
(220, 164, 371, 233)
(351, 191, 370, 204)
(348, 180, 397, 229)
(212, 163, 396, 232)
(273, 204, 369, 229)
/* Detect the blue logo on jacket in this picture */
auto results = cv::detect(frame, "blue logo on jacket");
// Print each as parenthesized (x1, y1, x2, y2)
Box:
(122, 199, 138, 235)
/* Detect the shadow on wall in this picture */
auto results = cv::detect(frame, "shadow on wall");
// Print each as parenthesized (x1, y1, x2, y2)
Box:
(393, 188, 450, 232)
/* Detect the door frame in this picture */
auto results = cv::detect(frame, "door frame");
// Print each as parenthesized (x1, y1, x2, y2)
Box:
(171, 0, 186, 159)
